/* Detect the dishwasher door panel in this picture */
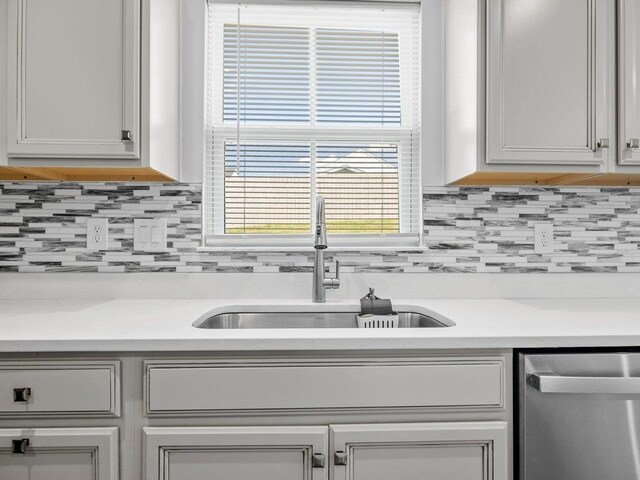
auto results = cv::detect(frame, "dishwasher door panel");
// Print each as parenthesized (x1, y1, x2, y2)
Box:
(520, 352, 640, 480)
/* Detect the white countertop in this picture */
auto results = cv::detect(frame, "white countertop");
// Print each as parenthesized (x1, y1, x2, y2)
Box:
(1, 297, 639, 352)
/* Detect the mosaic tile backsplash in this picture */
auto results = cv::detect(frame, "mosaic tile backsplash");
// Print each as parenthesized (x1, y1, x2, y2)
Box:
(1, 182, 640, 273)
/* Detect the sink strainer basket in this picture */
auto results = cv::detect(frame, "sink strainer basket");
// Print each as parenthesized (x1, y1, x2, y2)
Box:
(357, 313, 399, 328)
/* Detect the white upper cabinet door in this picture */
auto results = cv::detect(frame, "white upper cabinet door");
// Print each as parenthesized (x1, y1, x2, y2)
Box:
(618, 0, 640, 166)
(6, 0, 139, 159)
(331, 422, 508, 480)
(487, 0, 615, 166)
(144, 426, 329, 480)
(0, 427, 118, 480)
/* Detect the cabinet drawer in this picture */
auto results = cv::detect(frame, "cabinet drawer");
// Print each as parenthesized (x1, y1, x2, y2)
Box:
(0, 361, 120, 417)
(145, 357, 505, 415)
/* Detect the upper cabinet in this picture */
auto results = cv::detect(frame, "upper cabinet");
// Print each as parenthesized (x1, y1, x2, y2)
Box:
(7, 0, 139, 160)
(618, 0, 640, 167)
(486, 0, 614, 168)
(0, 0, 180, 181)
(6, 0, 640, 184)
(445, 0, 640, 185)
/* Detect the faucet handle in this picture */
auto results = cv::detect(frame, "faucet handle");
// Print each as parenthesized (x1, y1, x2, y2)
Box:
(331, 260, 340, 288)
(324, 260, 341, 289)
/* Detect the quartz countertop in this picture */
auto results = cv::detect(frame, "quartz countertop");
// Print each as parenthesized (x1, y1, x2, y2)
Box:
(0, 297, 638, 352)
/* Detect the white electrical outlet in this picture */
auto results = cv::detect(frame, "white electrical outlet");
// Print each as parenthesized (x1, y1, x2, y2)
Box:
(534, 223, 554, 254)
(87, 218, 109, 251)
(134, 218, 167, 252)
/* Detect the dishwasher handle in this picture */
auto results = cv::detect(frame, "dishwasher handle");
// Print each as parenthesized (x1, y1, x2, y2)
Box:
(529, 373, 640, 394)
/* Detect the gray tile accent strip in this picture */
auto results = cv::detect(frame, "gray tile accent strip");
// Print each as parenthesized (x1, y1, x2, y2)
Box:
(1, 182, 640, 272)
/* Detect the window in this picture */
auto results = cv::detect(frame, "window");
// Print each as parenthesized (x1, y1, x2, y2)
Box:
(205, 1, 421, 247)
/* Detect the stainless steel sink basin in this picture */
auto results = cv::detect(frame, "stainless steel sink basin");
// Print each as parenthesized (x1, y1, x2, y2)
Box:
(193, 310, 454, 329)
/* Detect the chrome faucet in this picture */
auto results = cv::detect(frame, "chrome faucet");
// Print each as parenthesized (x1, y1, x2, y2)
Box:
(312, 195, 340, 303)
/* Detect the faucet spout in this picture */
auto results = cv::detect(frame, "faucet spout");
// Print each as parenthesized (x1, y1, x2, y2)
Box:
(312, 195, 340, 302)
(314, 196, 327, 249)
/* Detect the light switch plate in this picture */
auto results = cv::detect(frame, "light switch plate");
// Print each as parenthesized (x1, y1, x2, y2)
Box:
(134, 219, 167, 252)
(87, 218, 109, 251)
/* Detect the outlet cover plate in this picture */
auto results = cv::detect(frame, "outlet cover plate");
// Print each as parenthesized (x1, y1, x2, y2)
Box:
(86, 218, 109, 251)
(134, 219, 167, 252)
(534, 223, 554, 254)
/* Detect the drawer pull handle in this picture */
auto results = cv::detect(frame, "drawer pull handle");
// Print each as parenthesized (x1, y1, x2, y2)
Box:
(530, 373, 640, 394)
(11, 439, 29, 454)
(13, 388, 31, 402)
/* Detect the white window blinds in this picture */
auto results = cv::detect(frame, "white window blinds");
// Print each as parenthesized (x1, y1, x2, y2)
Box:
(205, 1, 421, 247)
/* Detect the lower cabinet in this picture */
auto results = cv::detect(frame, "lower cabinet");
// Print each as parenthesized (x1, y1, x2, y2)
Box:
(144, 426, 329, 480)
(0, 427, 119, 480)
(0, 354, 511, 480)
(331, 422, 508, 480)
(144, 422, 507, 480)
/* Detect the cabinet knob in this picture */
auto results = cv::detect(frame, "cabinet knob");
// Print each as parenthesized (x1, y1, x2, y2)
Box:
(312, 453, 326, 468)
(334, 451, 348, 466)
(597, 138, 610, 149)
(121, 130, 133, 142)
(13, 387, 31, 402)
(628, 138, 640, 149)
(11, 439, 29, 454)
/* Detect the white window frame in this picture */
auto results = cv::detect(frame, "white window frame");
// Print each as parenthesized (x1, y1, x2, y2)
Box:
(178, 0, 443, 250)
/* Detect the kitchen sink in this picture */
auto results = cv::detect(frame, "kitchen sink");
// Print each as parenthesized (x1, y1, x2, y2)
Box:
(193, 310, 455, 329)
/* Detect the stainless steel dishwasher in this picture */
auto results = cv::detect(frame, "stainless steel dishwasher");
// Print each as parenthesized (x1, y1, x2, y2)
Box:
(519, 351, 640, 480)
